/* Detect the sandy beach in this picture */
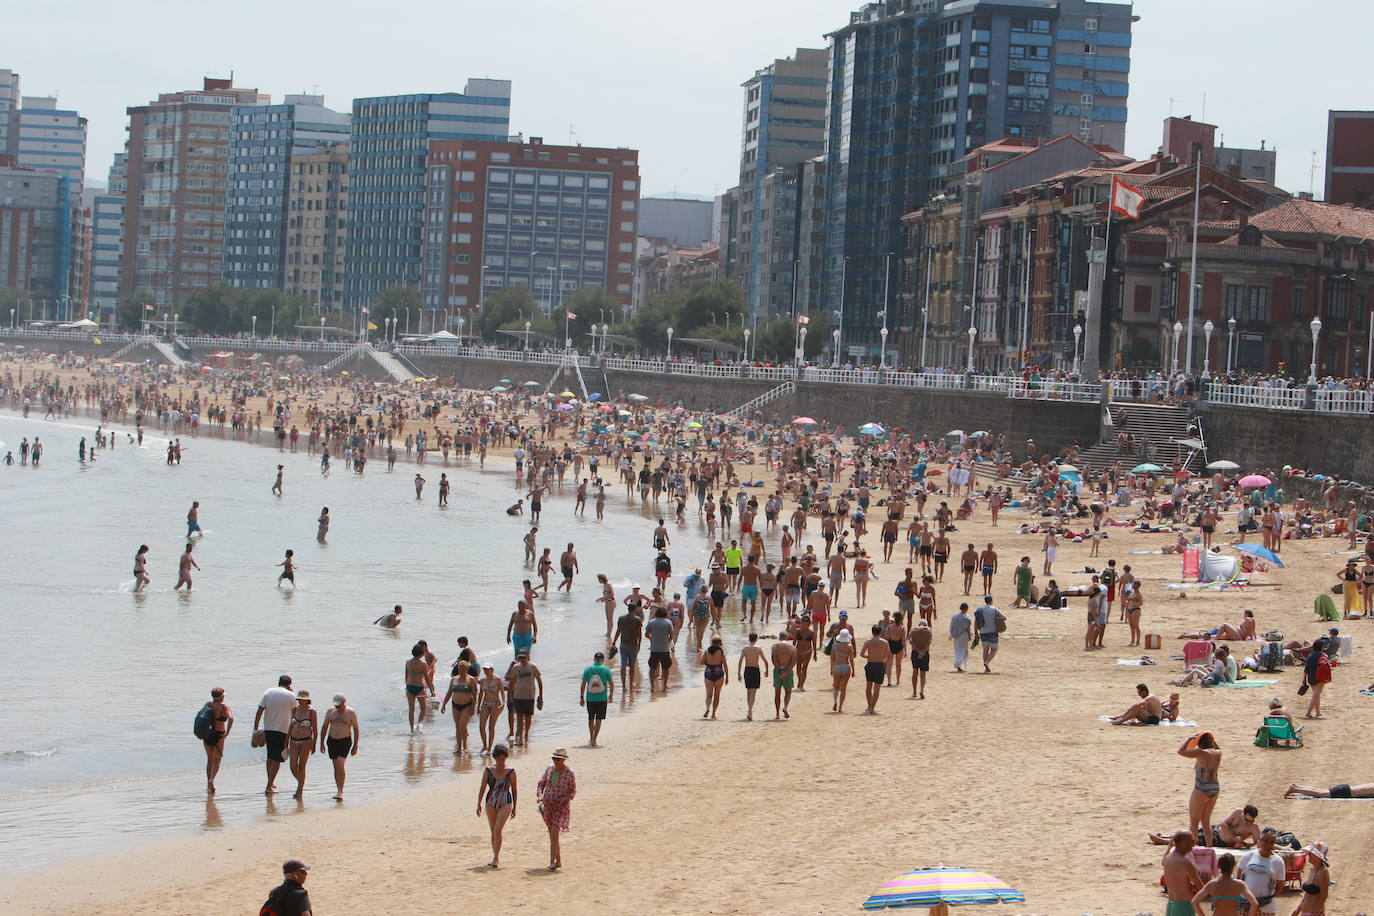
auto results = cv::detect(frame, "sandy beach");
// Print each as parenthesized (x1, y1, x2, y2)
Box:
(3, 357, 1372, 913)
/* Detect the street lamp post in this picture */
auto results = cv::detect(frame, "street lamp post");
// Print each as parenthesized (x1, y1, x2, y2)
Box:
(921, 245, 934, 370)
(796, 326, 807, 368)
(879, 326, 888, 370)
(966, 325, 978, 373)
(1202, 320, 1214, 380)
(1309, 316, 1322, 384)
(743, 328, 751, 364)
(836, 256, 847, 366)
(524, 321, 532, 352)
(251, 315, 257, 338)
(320, 316, 326, 341)
(383, 317, 391, 342)
(666, 326, 674, 363)
(1172, 320, 1183, 374)
(832, 328, 840, 366)
(1227, 316, 1236, 375)
(1072, 323, 1083, 375)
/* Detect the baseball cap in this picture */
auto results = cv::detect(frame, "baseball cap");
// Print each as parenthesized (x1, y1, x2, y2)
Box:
(282, 858, 310, 874)
(516, 648, 530, 658)
(594, 651, 605, 659)
(838, 610, 848, 617)
(331, 694, 345, 706)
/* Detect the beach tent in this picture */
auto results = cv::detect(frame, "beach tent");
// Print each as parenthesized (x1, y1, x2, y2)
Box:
(1198, 550, 1240, 584)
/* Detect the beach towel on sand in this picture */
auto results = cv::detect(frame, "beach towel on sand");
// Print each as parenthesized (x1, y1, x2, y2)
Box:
(1097, 715, 1196, 727)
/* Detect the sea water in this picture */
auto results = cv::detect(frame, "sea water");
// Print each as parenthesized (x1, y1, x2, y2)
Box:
(0, 412, 732, 872)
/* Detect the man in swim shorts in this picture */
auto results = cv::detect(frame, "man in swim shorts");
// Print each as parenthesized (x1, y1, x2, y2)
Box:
(770, 632, 797, 719)
(1161, 829, 1203, 915)
(254, 675, 296, 795)
(860, 626, 891, 714)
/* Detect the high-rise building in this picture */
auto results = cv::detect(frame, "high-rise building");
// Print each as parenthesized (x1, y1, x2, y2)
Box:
(89, 153, 126, 318)
(422, 137, 639, 319)
(16, 94, 87, 184)
(120, 77, 270, 307)
(732, 49, 828, 318)
(222, 94, 350, 295)
(0, 154, 79, 314)
(1325, 110, 1374, 207)
(637, 196, 715, 246)
(343, 80, 512, 314)
(285, 139, 350, 313)
(822, 0, 1133, 361)
(0, 69, 19, 159)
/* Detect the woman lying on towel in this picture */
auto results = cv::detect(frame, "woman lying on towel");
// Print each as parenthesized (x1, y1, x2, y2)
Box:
(1179, 611, 1257, 642)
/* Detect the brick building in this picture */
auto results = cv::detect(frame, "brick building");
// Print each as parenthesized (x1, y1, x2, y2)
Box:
(421, 138, 639, 324)
(1325, 110, 1374, 207)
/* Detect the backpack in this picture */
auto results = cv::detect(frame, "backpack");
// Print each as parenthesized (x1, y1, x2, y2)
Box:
(586, 670, 605, 695)
(1315, 655, 1332, 684)
(193, 702, 214, 741)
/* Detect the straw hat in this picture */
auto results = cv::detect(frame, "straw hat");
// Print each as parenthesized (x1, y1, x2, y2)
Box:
(551, 747, 570, 760)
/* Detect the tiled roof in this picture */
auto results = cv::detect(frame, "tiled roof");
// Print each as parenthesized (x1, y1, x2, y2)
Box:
(1128, 225, 1169, 236)
(1140, 185, 1187, 200)
(1248, 199, 1374, 240)
(1214, 232, 1286, 248)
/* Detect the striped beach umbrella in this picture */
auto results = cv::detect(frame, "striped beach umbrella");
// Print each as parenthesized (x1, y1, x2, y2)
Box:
(861, 866, 1024, 911)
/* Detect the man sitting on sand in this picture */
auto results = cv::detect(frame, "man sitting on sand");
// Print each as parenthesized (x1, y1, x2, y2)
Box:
(1109, 683, 1172, 725)
(1149, 805, 1261, 848)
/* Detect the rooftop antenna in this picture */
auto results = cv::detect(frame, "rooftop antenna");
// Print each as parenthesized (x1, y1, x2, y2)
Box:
(568, 123, 576, 145)
(1310, 151, 1319, 197)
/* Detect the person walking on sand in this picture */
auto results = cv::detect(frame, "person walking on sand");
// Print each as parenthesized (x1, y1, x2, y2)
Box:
(579, 651, 614, 746)
(1179, 732, 1222, 847)
(440, 661, 478, 757)
(201, 686, 232, 795)
(699, 635, 728, 719)
(771, 631, 797, 719)
(738, 633, 768, 721)
(174, 542, 200, 591)
(974, 596, 1003, 673)
(860, 626, 891, 714)
(537, 748, 577, 871)
(320, 694, 359, 801)
(476, 744, 517, 868)
(949, 602, 972, 672)
(286, 690, 317, 800)
(509, 650, 543, 747)
(272, 464, 284, 496)
(254, 675, 295, 795)
(830, 629, 855, 712)
(477, 664, 505, 755)
(1042, 529, 1058, 575)
(909, 620, 932, 698)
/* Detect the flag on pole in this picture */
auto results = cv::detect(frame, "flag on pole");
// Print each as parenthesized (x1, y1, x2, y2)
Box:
(797, 314, 810, 325)
(144, 303, 153, 311)
(1110, 176, 1145, 219)
(565, 311, 577, 320)
(361, 306, 370, 315)
(367, 321, 378, 331)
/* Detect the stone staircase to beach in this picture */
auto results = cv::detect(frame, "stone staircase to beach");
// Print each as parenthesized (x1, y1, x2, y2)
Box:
(725, 380, 795, 422)
(1074, 403, 1203, 476)
(365, 347, 416, 382)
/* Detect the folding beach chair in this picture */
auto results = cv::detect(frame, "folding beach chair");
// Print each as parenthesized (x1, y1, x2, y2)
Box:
(1183, 549, 1200, 581)
(1183, 640, 1213, 670)
(1254, 716, 1303, 748)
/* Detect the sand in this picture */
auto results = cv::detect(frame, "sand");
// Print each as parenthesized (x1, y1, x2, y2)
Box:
(3, 357, 1373, 913)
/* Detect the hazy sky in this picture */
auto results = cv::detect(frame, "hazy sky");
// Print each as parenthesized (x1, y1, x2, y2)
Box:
(3, 0, 1361, 199)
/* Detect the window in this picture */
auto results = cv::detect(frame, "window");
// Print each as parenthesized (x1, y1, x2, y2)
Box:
(1081, 95, 1094, 109)
(488, 170, 510, 184)
(1291, 287, 1306, 321)
(1083, 43, 1096, 55)
(1326, 280, 1351, 319)
(1247, 286, 1270, 324)
(621, 179, 637, 191)
(1084, 16, 1098, 30)
(619, 200, 636, 211)
(539, 174, 559, 187)
(1224, 285, 1244, 320)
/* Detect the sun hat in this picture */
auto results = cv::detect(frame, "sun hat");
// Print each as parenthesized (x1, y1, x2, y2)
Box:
(836, 630, 853, 643)
(296, 690, 311, 702)
(551, 747, 569, 759)
(1302, 841, 1328, 865)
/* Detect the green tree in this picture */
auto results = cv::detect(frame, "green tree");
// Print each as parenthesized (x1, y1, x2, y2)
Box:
(0, 287, 33, 326)
(479, 284, 540, 340)
(116, 290, 158, 333)
(371, 286, 422, 332)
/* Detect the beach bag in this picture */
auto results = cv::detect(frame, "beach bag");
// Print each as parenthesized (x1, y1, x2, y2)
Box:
(1315, 655, 1332, 683)
(823, 637, 835, 656)
(193, 702, 214, 741)
(994, 609, 1007, 634)
(1253, 726, 1271, 748)
(251, 729, 267, 748)
(586, 671, 605, 694)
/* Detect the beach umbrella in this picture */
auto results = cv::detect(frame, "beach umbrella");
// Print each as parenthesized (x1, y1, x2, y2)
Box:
(859, 423, 885, 436)
(672, 406, 686, 414)
(686, 420, 702, 429)
(1236, 543, 1285, 568)
(1239, 474, 1271, 488)
(1058, 470, 1081, 483)
(627, 393, 649, 401)
(523, 380, 541, 388)
(861, 866, 1025, 911)
(1058, 464, 1078, 473)
(946, 429, 964, 436)
(1176, 437, 1206, 451)
(596, 404, 613, 411)
(556, 402, 574, 411)
(1132, 463, 1163, 473)
(498, 378, 513, 385)
(587, 393, 602, 401)
(491, 385, 507, 393)
(1206, 459, 1240, 471)
(793, 416, 818, 426)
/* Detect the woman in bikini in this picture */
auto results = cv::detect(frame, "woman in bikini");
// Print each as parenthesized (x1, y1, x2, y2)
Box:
(1189, 852, 1258, 915)
(475, 744, 517, 868)
(476, 664, 506, 756)
(699, 636, 728, 719)
(286, 690, 317, 800)
(441, 660, 479, 756)
(760, 563, 778, 623)
(1179, 732, 1222, 847)
(830, 630, 856, 712)
(203, 686, 233, 795)
(852, 551, 872, 607)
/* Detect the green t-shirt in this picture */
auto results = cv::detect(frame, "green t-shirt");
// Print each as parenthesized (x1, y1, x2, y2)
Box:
(725, 547, 743, 568)
(582, 664, 613, 702)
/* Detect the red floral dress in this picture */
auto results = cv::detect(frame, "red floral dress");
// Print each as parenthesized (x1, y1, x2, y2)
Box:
(537, 765, 577, 832)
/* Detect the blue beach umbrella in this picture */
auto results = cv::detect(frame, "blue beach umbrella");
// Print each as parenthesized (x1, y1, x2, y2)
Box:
(862, 866, 1025, 911)
(1236, 543, 1285, 569)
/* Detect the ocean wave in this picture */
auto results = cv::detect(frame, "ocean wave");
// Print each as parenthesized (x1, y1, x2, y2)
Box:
(1, 746, 58, 761)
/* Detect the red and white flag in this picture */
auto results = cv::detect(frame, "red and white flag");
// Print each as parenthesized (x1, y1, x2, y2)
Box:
(565, 310, 577, 320)
(361, 306, 369, 315)
(797, 314, 810, 325)
(144, 303, 153, 311)
(1110, 176, 1144, 219)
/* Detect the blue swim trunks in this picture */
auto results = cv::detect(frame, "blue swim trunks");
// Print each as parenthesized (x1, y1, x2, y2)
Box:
(741, 584, 758, 601)
(513, 632, 534, 654)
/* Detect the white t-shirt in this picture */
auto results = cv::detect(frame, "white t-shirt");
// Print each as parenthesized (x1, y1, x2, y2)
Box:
(1237, 850, 1285, 914)
(258, 686, 296, 733)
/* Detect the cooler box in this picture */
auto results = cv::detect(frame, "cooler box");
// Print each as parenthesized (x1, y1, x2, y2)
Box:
(1144, 634, 1162, 649)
